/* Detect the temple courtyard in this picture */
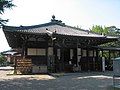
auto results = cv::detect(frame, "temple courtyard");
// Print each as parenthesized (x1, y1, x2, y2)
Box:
(0, 68, 119, 90)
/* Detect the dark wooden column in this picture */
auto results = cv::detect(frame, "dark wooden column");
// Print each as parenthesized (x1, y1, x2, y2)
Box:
(21, 43, 25, 57)
(96, 49, 99, 70)
(108, 50, 111, 61)
(102, 50, 104, 57)
(60, 47, 64, 72)
(76, 39, 79, 67)
(60, 39, 65, 72)
(21, 35, 28, 58)
(21, 40, 27, 58)
(96, 49, 100, 71)
(93, 50, 95, 71)
(119, 51, 120, 57)
(87, 48, 90, 71)
(53, 41, 57, 73)
(46, 38, 49, 73)
(113, 50, 115, 58)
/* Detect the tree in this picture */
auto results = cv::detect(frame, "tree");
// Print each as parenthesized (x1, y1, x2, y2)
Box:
(0, 0, 15, 25)
(90, 25, 110, 35)
(91, 25, 104, 35)
(0, 54, 6, 65)
(91, 25, 120, 47)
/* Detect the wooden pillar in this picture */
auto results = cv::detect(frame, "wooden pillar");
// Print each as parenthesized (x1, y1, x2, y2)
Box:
(52, 37, 56, 73)
(96, 49, 100, 71)
(73, 48, 77, 66)
(119, 51, 120, 57)
(21, 43, 25, 57)
(14, 56, 17, 74)
(61, 39, 65, 72)
(87, 48, 90, 71)
(80, 48, 83, 71)
(108, 50, 111, 71)
(21, 35, 27, 58)
(47, 47, 54, 73)
(76, 39, 78, 67)
(109, 50, 111, 61)
(61, 47, 64, 72)
(96, 49, 98, 58)
(46, 46, 48, 73)
(93, 50, 95, 71)
(53, 45, 57, 73)
(113, 51, 115, 58)
(102, 50, 104, 57)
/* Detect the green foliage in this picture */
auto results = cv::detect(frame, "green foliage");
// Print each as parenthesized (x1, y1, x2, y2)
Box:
(0, 0, 15, 25)
(0, 54, 6, 64)
(0, 0, 15, 14)
(91, 25, 120, 59)
(91, 25, 119, 47)
(91, 25, 114, 35)
(91, 25, 104, 34)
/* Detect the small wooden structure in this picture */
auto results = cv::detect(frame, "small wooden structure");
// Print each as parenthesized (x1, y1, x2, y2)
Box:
(2, 16, 118, 73)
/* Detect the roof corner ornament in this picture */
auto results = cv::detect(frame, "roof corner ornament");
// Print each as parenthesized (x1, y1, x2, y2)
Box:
(52, 15, 55, 20)
(51, 15, 56, 22)
(51, 15, 65, 25)
(20, 25, 23, 28)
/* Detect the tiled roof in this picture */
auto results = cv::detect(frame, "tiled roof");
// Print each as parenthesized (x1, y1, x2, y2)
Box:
(2, 16, 118, 48)
(2, 16, 118, 39)
(3, 24, 106, 38)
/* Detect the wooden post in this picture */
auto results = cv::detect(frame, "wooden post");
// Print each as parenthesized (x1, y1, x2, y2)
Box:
(51, 35, 58, 73)
(61, 47, 64, 72)
(102, 50, 103, 57)
(76, 39, 79, 67)
(109, 50, 111, 61)
(96, 49, 99, 71)
(21, 44, 25, 57)
(81, 48, 83, 71)
(14, 56, 17, 74)
(119, 51, 120, 57)
(93, 50, 95, 71)
(87, 48, 90, 71)
(61, 39, 65, 72)
(46, 47, 48, 73)
(21, 35, 27, 58)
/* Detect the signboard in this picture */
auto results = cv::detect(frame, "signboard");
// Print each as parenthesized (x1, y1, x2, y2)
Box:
(16, 58, 32, 74)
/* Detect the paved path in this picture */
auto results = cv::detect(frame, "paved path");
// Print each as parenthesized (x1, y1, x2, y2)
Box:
(0, 70, 119, 90)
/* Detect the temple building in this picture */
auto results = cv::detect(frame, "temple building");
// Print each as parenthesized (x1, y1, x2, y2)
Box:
(2, 16, 118, 73)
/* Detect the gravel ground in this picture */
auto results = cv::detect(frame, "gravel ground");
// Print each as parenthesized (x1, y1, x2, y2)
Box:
(0, 69, 119, 90)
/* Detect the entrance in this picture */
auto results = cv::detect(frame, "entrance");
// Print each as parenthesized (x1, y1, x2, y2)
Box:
(63, 48, 72, 72)
(63, 48, 77, 72)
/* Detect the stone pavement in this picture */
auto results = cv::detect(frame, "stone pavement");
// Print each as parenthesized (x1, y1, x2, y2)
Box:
(0, 70, 119, 90)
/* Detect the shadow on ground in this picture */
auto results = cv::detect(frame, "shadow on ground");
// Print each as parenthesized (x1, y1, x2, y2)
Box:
(0, 71, 118, 90)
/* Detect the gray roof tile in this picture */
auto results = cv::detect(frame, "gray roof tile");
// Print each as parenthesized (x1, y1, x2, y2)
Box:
(3, 23, 106, 38)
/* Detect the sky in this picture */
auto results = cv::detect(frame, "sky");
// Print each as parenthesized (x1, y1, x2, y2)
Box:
(0, 0, 120, 52)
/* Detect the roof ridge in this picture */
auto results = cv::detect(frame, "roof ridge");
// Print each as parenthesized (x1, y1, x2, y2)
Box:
(3, 21, 66, 30)
(65, 24, 103, 36)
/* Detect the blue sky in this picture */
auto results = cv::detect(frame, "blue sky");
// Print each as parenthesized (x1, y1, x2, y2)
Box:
(0, 0, 120, 52)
